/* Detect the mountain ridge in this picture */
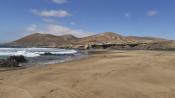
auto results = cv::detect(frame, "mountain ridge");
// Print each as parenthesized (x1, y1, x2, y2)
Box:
(7, 32, 175, 50)
(10, 33, 78, 47)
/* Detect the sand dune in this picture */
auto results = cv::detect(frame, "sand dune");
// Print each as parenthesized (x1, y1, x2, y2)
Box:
(0, 50, 175, 98)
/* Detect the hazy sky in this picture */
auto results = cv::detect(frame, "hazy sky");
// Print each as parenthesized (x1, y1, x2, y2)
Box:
(0, 0, 175, 42)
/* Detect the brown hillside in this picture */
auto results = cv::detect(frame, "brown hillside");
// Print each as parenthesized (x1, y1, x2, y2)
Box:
(78, 32, 131, 44)
(8, 32, 175, 50)
(11, 33, 78, 47)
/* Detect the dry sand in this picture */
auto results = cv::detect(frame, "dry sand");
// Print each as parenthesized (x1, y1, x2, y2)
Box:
(0, 50, 175, 98)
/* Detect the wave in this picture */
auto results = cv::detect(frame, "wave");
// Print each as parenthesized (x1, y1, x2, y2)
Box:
(0, 48, 77, 57)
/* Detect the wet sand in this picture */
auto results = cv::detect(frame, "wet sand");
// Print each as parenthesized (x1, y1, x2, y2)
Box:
(0, 50, 175, 98)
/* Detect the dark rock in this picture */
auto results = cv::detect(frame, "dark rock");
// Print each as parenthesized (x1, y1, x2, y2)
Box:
(0, 56, 27, 68)
(0, 59, 19, 67)
(42, 52, 53, 55)
(8, 55, 27, 63)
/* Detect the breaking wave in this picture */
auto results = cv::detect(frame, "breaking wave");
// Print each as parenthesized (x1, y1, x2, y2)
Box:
(0, 48, 77, 57)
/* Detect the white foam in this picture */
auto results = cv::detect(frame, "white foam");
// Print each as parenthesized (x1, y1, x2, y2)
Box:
(0, 48, 77, 57)
(49, 50, 77, 55)
(14, 51, 40, 57)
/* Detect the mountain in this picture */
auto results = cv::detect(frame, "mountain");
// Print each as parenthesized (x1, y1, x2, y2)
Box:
(78, 32, 169, 44)
(126, 36, 167, 43)
(7, 32, 175, 50)
(9, 33, 78, 47)
(78, 32, 131, 44)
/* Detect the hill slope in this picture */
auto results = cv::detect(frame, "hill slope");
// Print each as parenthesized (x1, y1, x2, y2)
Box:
(78, 32, 130, 44)
(10, 33, 78, 47)
(8, 32, 175, 50)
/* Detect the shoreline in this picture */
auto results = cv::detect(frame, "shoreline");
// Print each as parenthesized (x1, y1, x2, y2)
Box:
(0, 50, 89, 71)
(0, 49, 174, 72)
(1, 50, 175, 98)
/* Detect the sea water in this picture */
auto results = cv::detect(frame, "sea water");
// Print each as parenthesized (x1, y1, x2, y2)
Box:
(0, 48, 77, 57)
(0, 48, 86, 66)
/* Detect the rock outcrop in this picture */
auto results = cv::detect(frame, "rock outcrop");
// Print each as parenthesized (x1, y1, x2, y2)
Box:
(0, 56, 27, 67)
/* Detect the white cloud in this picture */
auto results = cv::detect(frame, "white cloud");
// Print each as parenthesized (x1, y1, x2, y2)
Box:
(26, 24, 93, 37)
(26, 24, 38, 32)
(43, 0, 68, 4)
(45, 24, 93, 37)
(124, 12, 131, 18)
(43, 18, 57, 23)
(32, 9, 70, 17)
(70, 22, 76, 25)
(51, 0, 68, 4)
(147, 10, 158, 16)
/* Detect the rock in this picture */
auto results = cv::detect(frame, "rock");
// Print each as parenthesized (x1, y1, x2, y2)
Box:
(8, 55, 27, 63)
(0, 56, 27, 67)
(0, 59, 19, 67)
(42, 52, 53, 55)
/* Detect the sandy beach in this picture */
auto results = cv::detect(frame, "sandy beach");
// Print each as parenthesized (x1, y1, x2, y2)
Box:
(0, 50, 175, 98)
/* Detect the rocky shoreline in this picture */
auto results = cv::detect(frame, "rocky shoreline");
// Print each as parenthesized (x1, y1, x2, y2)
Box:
(0, 50, 87, 69)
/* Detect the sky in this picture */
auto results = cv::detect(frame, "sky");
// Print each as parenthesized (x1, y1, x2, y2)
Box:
(0, 0, 175, 42)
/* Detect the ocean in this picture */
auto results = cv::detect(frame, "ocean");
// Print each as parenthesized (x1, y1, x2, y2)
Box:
(0, 48, 86, 66)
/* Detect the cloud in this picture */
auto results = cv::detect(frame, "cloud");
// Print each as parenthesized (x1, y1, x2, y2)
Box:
(70, 22, 76, 25)
(43, 18, 57, 23)
(26, 24, 38, 32)
(45, 24, 93, 37)
(32, 9, 70, 17)
(51, 0, 68, 4)
(147, 10, 158, 16)
(124, 12, 131, 18)
(26, 24, 93, 37)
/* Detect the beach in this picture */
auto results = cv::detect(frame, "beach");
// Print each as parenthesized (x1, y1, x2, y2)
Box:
(0, 50, 175, 98)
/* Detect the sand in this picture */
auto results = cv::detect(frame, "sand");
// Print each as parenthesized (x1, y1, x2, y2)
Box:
(0, 50, 175, 98)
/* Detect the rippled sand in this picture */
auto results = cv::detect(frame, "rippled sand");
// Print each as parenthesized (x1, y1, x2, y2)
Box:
(0, 50, 175, 98)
